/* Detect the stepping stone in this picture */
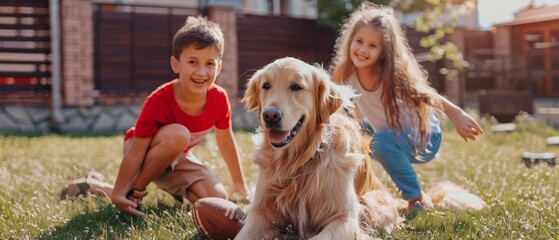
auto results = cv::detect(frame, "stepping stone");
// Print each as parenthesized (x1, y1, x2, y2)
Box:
(490, 123, 516, 133)
(546, 136, 559, 145)
(521, 152, 556, 168)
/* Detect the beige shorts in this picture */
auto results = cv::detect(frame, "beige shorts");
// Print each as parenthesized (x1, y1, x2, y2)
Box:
(123, 139, 217, 196)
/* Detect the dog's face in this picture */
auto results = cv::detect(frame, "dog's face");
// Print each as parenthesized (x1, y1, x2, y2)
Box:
(243, 57, 350, 148)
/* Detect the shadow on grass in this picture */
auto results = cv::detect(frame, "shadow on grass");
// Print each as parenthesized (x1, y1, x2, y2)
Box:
(38, 201, 200, 240)
(395, 211, 485, 239)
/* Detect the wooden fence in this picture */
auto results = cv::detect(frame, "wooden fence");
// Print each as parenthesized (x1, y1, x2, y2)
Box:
(0, 1, 460, 106)
(236, 14, 336, 92)
(93, 3, 200, 92)
(93, 5, 338, 95)
(0, 0, 51, 92)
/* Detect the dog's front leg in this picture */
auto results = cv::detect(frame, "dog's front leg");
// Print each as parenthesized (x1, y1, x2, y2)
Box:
(235, 210, 274, 240)
(308, 218, 361, 240)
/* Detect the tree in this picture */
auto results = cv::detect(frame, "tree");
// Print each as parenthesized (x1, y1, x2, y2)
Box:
(314, 0, 390, 29)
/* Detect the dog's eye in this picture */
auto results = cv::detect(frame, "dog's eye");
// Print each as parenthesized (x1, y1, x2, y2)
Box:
(262, 82, 270, 90)
(290, 84, 302, 92)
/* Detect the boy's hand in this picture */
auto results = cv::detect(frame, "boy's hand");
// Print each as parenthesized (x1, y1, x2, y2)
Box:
(453, 111, 483, 142)
(111, 195, 146, 217)
(228, 181, 250, 203)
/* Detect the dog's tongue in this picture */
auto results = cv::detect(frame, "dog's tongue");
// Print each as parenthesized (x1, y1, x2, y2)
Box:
(267, 129, 289, 144)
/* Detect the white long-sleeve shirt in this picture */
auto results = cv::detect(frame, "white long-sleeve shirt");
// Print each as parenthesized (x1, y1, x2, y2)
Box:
(347, 73, 416, 132)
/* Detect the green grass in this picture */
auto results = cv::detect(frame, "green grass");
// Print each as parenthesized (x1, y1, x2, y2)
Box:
(1, 114, 559, 239)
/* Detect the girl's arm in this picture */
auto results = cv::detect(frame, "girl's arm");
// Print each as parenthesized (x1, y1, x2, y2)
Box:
(436, 93, 483, 142)
(111, 137, 151, 216)
(215, 127, 249, 200)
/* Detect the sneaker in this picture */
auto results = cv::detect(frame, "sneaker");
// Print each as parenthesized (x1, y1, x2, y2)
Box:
(405, 202, 424, 220)
(171, 193, 184, 204)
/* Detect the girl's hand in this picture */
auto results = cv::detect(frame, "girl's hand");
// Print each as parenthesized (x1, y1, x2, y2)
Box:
(453, 111, 483, 142)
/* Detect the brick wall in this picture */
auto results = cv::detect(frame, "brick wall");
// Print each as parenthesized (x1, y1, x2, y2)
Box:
(61, 0, 94, 106)
(208, 6, 240, 108)
(0, 91, 51, 107)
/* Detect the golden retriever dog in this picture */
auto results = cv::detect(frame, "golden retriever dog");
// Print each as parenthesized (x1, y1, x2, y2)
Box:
(236, 57, 403, 240)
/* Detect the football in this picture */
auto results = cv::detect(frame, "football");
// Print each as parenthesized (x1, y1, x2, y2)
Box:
(192, 197, 246, 240)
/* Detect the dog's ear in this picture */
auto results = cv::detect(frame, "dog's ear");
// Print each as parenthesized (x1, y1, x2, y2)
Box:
(315, 69, 343, 124)
(241, 70, 261, 112)
(315, 67, 357, 124)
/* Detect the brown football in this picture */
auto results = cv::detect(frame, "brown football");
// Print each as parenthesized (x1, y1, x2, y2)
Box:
(192, 197, 246, 240)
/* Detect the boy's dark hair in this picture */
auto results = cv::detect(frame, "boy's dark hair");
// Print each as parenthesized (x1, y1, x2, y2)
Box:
(172, 16, 224, 59)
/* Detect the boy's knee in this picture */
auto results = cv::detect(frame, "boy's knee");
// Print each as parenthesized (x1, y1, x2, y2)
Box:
(187, 180, 227, 200)
(185, 187, 227, 203)
(157, 124, 191, 151)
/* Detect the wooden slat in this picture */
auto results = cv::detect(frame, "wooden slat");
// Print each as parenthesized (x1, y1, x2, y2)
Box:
(0, 47, 50, 54)
(0, 23, 50, 30)
(0, 60, 50, 65)
(0, 72, 51, 78)
(0, 36, 51, 42)
(0, 0, 49, 8)
(0, 77, 36, 84)
(0, 85, 48, 91)
(0, 13, 49, 18)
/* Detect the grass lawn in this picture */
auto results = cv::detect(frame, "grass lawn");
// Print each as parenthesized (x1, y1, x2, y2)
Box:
(1, 115, 558, 239)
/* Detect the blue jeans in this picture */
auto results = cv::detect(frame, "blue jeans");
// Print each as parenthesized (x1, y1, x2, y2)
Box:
(365, 115, 442, 200)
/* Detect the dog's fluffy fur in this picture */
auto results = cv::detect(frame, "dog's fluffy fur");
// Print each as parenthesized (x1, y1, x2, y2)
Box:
(237, 57, 402, 239)
(427, 182, 486, 212)
(236, 57, 486, 239)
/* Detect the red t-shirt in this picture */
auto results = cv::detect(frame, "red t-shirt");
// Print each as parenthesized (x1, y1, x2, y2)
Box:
(125, 81, 231, 152)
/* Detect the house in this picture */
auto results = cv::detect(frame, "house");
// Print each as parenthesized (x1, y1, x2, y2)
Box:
(462, 1, 559, 122)
(0, 0, 494, 132)
(0, 0, 334, 132)
(492, 2, 559, 97)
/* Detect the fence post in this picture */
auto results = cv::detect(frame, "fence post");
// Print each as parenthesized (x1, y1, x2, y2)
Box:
(49, 0, 63, 129)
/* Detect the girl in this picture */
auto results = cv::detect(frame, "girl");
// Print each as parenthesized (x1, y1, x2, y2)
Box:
(330, 2, 483, 212)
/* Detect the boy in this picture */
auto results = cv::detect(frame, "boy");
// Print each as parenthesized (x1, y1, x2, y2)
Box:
(61, 16, 249, 217)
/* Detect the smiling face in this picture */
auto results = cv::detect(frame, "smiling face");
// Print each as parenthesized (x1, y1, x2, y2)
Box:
(170, 45, 222, 96)
(254, 60, 314, 147)
(243, 58, 349, 149)
(349, 25, 384, 71)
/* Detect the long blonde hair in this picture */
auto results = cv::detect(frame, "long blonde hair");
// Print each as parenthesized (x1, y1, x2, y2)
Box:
(330, 2, 442, 153)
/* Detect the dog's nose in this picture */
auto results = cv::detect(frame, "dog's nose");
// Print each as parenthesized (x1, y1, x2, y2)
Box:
(263, 107, 282, 126)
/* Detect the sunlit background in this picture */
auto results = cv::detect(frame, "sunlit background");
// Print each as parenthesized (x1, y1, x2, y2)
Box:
(1, 0, 559, 132)
(478, 0, 559, 29)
